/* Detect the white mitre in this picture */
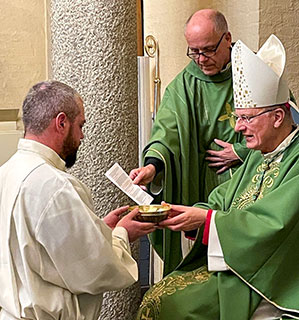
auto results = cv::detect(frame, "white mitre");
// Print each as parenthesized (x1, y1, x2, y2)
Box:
(232, 34, 299, 112)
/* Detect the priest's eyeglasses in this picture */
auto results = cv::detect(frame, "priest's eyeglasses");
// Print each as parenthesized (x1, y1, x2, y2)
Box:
(187, 33, 226, 59)
(232, 109, 275, 124)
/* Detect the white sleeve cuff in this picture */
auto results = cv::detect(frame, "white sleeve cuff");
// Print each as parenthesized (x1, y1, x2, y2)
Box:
(207, 210, 229, 271)
(112, 226, 130, 251)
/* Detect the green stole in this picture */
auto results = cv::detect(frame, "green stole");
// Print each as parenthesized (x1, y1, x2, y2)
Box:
(144, 60, 248, 275)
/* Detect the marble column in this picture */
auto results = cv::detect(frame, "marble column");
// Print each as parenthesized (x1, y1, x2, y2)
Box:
(49, 0, 140, 319)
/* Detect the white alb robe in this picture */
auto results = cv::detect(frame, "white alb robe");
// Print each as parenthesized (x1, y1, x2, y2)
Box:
(0, 139, 138, 320)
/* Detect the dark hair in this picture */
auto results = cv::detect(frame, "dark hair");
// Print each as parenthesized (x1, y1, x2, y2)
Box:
(22, 80, 81, 135)
(213, 11, 228, 34)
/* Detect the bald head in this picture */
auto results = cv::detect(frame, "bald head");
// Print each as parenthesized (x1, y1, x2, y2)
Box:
(185, 9, 228, 37)
(185, 9, 231, 75)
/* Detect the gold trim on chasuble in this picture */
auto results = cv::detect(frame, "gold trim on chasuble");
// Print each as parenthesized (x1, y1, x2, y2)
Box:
(138, 266, 211, 320)
(232, 161, 280, 209)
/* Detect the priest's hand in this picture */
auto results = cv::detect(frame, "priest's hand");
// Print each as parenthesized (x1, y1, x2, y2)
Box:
(158, 204, 207, 231)
(103, 205, 129, 229)
(117, 208, 157, 242)
(206, 139, 240, 174)
(129, 164, 156, 187)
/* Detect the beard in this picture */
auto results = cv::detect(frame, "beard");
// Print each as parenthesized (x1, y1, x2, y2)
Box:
(62, 127, 79, 168)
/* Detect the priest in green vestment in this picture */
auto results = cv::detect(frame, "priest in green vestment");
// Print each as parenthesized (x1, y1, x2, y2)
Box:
(136, 35, 299, 320)
(130, 9, 249, 276)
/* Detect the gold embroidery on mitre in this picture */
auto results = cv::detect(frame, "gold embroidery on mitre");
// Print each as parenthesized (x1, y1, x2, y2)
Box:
(232, 162, 280, 209)
(233, 43, 254, 109)
(137, 266, 211, 319)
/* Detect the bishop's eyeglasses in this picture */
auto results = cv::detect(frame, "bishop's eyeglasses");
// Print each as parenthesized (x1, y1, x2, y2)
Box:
(187, 32, 226, 59)
(232, 109, 276, 124)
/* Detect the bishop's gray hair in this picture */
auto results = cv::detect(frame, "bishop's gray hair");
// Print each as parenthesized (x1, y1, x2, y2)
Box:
(22, 80, 81, 135)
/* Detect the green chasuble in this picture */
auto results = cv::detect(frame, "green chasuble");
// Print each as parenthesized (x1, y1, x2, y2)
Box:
(144, 60, 249, 275)
(137, 129, 299, 320)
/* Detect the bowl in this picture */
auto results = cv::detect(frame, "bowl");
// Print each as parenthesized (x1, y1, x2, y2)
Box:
(128, 204, 171, 223)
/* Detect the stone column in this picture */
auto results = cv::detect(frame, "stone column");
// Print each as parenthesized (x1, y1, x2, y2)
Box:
(49, 1, 140, 319)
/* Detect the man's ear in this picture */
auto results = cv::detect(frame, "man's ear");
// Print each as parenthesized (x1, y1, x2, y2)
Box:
(55, 112, 68, 132)
(273, 108, 285, 128)
(225, 32, 232, 47)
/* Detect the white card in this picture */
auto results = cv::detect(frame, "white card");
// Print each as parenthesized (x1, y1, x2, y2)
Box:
(105, 163, 154, 205)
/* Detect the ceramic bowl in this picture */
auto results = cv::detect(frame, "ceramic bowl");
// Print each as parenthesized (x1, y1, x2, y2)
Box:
(128, 204, 171, 223)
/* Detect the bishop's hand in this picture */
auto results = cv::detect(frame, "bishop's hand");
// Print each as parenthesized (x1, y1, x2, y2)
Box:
(206, 139, 240, 174)
(158, 204, 207, 232)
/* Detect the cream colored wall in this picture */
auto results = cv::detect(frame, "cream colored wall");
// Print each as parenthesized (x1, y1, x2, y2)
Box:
(0, 0, 48, 164)
(208, 0, 259, 51)
(143, 0, 259, 97)
(143, 0, 200, 95)
(0, 0, 48, 116)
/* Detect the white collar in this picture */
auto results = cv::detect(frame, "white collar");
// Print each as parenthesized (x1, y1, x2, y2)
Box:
(263, 125, 299, 161)
(18, 138, 66, 171)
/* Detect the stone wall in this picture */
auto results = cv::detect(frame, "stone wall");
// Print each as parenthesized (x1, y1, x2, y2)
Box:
(259, 0, 299, 101)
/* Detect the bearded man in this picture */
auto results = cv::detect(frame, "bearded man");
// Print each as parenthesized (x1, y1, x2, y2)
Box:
(0, 81, 156, 320)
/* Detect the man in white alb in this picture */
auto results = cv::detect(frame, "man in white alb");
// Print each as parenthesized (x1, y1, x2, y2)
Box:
(0, 80, 156, 320)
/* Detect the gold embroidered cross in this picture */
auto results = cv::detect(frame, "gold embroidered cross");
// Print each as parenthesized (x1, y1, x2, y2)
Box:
(218, 103, 236, 128)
